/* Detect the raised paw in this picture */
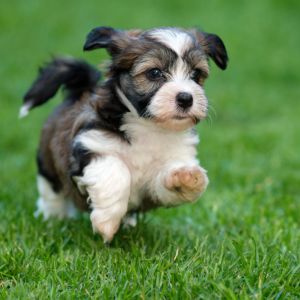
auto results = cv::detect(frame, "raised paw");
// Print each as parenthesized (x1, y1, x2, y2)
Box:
(164, 166, 208, 201)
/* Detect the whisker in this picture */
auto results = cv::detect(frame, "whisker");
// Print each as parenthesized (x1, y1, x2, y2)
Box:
(205, 112, 213, 126)
(208, 103, 217, 119)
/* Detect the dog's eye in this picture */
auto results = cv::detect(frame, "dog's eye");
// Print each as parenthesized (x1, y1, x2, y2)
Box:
(191, 69, 204, 83)
(146, 68, 164, 81)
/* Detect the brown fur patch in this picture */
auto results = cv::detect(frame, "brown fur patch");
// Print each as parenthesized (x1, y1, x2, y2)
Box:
(183, 49, 209, 75)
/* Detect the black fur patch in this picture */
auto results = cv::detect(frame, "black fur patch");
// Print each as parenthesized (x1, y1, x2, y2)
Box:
(69, 142, 95, 177)
(23, 58, 101, 112)
(83, 26, 119, 51)
(70, 81, 131, 142)
(117, 73, 156, 117)
(95, 86, 130, 136)
(37, 153, 62, 193)
(202, 33, 228, 70)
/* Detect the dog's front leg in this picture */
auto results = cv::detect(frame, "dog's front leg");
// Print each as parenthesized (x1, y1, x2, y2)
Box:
(154, 163, 209, 205)
(78, 156, 131, 243)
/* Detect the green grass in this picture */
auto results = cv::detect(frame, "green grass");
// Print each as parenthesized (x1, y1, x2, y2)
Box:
(0, 0, 300, 299)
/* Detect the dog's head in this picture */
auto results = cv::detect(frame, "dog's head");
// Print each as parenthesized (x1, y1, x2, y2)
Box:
(84, 26, 228, 131)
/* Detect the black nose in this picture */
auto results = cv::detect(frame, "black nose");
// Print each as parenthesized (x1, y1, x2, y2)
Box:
(176, 92, 193, 109)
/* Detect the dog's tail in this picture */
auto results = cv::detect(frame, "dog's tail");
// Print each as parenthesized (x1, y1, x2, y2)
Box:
(19, 57, 101, 118)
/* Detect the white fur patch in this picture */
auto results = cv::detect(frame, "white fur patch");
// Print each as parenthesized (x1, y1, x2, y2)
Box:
(149, 28, 193, 56)
(74, 130, 123, 156)
(171, 58, 189, 81)
(19, 102, 32, 118)
(121, 115, 201, 206)
(75, 156, 131, 242)
(35, 176, 77, 219)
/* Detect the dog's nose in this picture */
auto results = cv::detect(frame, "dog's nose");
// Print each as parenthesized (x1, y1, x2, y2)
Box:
(176, 92, 193, 109)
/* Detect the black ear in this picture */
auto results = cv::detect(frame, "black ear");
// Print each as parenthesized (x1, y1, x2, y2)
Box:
(83, 26, 119, 51)
(203, 32, 228, 70)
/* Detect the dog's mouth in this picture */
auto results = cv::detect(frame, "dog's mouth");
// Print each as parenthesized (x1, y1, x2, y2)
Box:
(172, 115, 201, 124)
(173, 115, 188, 120)
(151, 110, 205, 131)
(172, 107, 206, 123)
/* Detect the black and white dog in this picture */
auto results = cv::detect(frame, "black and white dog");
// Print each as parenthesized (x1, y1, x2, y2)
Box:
(21, 26, 228, 242)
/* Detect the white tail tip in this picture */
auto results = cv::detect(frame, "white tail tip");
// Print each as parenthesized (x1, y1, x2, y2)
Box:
(19, 103, 32, 119)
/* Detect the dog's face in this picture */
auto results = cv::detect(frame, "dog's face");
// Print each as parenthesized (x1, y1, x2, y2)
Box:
(84, 26, 228, 131)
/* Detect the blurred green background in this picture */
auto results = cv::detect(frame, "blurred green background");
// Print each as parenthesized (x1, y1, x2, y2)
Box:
(0, 0, 299, 298)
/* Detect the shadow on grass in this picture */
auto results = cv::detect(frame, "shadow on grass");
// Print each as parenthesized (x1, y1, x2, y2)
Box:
(31, 211, 198, 256)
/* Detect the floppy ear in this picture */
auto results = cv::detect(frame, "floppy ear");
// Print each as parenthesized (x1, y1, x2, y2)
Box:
(83, 26, 142, 56)
(191, 29, 228, 70)
(202, 32, 228, 70)
(83, 26, 119, 51)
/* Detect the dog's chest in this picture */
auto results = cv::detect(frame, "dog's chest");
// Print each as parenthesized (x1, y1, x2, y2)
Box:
(74, 117, 199, 209)
(125, 129, 179, 171)
(120, 120, 199, 202)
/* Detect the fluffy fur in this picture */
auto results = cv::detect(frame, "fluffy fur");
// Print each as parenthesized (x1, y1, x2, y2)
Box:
(21, 26, 228, 242)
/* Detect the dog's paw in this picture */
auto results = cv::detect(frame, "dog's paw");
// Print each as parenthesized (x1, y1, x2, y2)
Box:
(90, 210, 121, 243)
(164, 166, 208, 201)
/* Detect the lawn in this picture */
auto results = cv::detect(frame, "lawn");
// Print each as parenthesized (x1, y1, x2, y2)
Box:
(0, 0, 299, 299)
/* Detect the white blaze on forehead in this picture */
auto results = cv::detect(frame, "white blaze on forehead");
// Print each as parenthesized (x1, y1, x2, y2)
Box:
(149, 29, 193, 56)
(172, 58, 189, 82)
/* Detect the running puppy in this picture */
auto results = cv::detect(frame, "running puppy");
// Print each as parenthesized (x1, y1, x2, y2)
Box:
(21, 26, 228, 242)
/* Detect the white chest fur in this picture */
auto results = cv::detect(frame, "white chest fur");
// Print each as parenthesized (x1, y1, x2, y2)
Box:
(75, 114, 200, 208)
(121, 115, 199, 207)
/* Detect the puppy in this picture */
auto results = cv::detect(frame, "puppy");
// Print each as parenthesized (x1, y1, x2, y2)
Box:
(21, 26, 228, 242)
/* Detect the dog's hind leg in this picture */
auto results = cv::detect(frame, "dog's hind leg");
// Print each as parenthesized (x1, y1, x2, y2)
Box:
(35, 175, 77, 220)
(74, 156, 131, 243)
